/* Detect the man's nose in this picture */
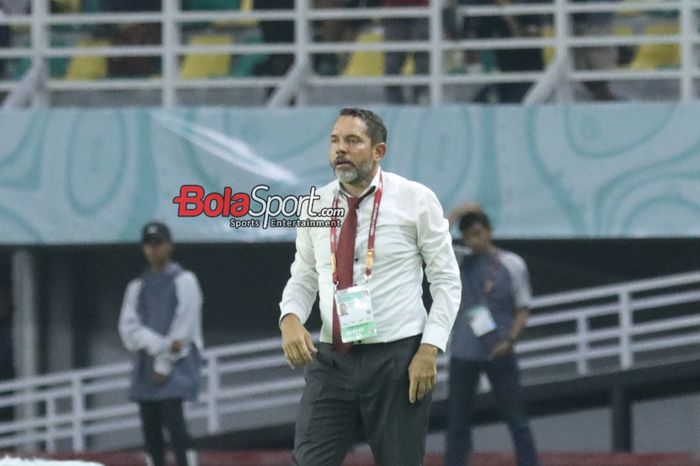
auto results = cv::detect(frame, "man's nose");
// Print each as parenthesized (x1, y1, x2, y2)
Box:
(335, 140, 348, 152)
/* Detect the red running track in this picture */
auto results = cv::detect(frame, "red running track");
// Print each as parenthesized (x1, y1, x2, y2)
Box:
(30, 451, 700, 466)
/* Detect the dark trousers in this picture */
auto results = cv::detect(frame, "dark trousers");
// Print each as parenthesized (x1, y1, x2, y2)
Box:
(445, 355, 540, 466)
(292, 335, 430, 466)
(138, 399, 194, 466)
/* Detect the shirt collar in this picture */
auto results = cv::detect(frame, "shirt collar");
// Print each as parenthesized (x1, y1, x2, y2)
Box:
(335, 166, 382, 199)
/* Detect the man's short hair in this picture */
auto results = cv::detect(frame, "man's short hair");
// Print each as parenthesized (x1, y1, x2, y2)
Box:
(459, 210, 492, 232)
(338, 108, 387, 146)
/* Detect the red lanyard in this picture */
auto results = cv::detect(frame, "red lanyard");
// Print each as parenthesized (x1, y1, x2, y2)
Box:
(330, 173, 384, 286)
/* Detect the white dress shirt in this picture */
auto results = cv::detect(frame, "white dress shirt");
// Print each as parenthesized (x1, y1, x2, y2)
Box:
(279, 168, 462, 351)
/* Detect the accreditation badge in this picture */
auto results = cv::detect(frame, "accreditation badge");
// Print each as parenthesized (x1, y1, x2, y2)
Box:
(335, 285, 378, 343)
(468, 305, 497, 337)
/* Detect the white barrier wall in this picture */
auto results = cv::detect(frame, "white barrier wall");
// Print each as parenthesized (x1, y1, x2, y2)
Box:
(1, 103, 699, 244)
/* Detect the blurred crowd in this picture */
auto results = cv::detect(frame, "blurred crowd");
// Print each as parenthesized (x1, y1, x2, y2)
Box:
(0, 0, 683, 103)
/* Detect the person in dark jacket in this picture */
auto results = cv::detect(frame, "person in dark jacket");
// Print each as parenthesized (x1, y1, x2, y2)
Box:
(119, 221, 203, 466)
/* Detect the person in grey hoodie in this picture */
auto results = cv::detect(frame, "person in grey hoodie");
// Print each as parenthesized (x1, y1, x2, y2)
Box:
(119, 221, 203, 466)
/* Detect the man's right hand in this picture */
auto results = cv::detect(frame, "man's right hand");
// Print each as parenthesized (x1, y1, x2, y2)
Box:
(280, 314, 318, 369)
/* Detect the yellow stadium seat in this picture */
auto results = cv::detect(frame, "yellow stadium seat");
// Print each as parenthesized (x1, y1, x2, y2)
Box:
(66, 38, 109, 80)
(53, 0, 81, 12)
(614, 25, 634, 37)
(342, 30, 419, 77)
(180, 35, 232, 79)
(401, 54, 415, 76)
(343, 31, 385, 77)
(629, 23, 680, 69)
(542, 24, 555, 66)
(617, 0, 642, 17)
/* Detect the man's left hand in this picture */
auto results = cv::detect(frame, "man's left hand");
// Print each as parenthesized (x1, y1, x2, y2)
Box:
(408, 344, 439, 404)
(490, 340, 513, 359)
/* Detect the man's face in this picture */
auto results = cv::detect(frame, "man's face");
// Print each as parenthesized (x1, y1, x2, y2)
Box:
(462, 223, 492, 254)
(329, 116, 384, 185)
(141, 240, 173, 268)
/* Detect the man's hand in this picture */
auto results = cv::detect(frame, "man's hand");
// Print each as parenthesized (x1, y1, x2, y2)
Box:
(490, 339, 513, 359)
(281, 314, 318, 369)
(153, 372, 168, 386)
(170, 340, 183, 354)
(408, 344, 439, 404)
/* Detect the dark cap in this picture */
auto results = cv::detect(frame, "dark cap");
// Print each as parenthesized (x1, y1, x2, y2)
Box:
(141, 221, 172, 244)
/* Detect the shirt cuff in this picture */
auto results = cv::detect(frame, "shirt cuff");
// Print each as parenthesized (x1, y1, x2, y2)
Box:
(154, 355, 174, 376)
(421, 322, 450, 353)
(279, 306, 308, 327)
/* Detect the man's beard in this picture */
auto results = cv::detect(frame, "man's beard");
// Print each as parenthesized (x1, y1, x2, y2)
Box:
(333, 158, 374, 185)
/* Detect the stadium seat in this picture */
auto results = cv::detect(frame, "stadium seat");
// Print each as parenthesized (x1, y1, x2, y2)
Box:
(180, 35, 233, 79)
(542, 24, 555, 66)
(52, 0, 81, 12)
(66, 38, 109, 80)
(231, 35, 268, 77)
(80, 0, 102, 12)
(219, 0, 257, 28)
(401, 54, 415, 76)
(186, 0, 241, 9)
(184, 0, 257, 28)
(629, 23, 680, 69)
(342, 30, 385, 77)
(342, 30, 417, 77)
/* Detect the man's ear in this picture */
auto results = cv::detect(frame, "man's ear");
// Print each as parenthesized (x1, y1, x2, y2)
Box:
(373, 142, 387, 162)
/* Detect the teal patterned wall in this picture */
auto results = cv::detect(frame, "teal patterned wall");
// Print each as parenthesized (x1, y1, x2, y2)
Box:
(1, 103, 698, 244)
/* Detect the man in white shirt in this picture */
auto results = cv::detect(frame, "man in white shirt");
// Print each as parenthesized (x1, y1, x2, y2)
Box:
(279, 108, 461, 466)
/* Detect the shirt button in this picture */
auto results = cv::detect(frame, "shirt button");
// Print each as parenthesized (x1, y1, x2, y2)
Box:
(355, 258, 359, 262)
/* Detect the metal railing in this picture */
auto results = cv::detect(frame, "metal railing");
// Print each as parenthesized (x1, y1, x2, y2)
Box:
(1, 270, 700, 452)
(0, 0, 698, 107)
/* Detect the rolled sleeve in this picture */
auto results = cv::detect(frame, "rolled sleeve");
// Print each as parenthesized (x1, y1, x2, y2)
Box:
(416, 188, 462, 352)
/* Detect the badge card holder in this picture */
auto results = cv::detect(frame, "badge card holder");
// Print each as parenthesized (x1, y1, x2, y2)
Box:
(335, 286, 378, 343)
(468, 305, 497, 337)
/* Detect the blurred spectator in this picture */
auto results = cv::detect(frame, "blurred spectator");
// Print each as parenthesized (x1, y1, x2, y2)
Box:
(313, 0, 371, 76)
(102, 0, 162, 78)
(0, 0, 30, 81)
(0, 0, 28, 14)
(572, 0, 618, 100)
(462, 0, 544, 103)
(383, 0, 429, 104)
(0, 280, 14, 422)
(254, 0, 294, 77)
